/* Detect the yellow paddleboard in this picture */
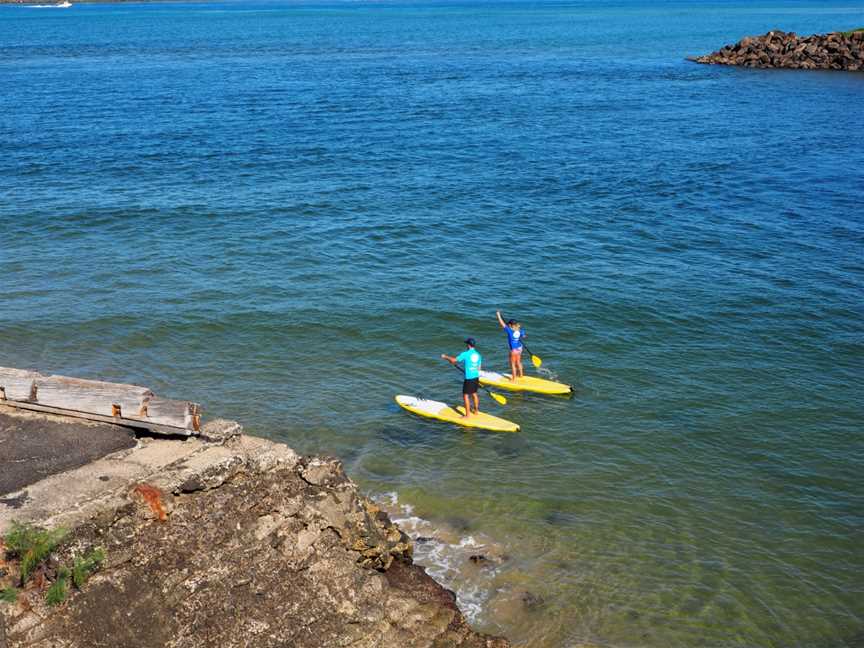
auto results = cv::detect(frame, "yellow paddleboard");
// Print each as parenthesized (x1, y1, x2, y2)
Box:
(395, 395, 520, 433)
(479, 371, 572, 396)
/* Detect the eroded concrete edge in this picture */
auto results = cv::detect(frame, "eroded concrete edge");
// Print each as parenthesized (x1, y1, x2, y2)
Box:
(0, 418, 271, 535)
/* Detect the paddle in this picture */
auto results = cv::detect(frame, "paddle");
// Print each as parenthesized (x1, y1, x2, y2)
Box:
(522, 342, 543, 369)
(448, 362, 507, 406)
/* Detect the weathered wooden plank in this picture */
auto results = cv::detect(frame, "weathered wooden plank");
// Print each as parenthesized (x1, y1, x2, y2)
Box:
(0, 367, 43, 401)
(0, 400, 194, 437)
(0, 366, 202, 435)
(136, 397, 201, 432)
(36, 375, 154, 419)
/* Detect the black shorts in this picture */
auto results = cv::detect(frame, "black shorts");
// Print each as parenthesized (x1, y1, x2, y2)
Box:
(463, 378, 479, 395)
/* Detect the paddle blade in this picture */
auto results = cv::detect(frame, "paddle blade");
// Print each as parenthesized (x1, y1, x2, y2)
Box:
(489, 391, 507, 406)
(531, 354, 542, 368)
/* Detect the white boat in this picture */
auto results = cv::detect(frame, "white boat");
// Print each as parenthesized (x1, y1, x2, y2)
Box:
(56, 1, 72, 7)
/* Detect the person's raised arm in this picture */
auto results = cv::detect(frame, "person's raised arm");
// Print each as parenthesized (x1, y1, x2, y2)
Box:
(496, 310, 506, 328)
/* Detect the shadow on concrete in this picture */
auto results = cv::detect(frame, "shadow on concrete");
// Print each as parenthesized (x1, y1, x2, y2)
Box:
(0, 406, 136, 496)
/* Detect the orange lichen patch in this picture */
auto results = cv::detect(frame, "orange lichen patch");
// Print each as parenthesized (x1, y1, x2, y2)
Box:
(29, 569, 46, 591)
(133, 484, 168, 522)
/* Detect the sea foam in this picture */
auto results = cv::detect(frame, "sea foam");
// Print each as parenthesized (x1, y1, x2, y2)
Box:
(375, 491, 506, 623)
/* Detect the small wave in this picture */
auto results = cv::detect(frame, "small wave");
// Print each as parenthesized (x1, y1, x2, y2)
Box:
(537, 366, 559, 382)
(375, 492, 506, 623)
(25, 3, 71, 7)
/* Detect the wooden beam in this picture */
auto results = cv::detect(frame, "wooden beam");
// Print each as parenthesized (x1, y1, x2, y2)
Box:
(0, 366, 202, 436)
(0, 400, 194, 437)
(36, 374, 154, 419)
(0, 367, 41, 401)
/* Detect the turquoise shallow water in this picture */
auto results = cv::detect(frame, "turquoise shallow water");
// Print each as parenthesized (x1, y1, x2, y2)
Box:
(1, 1, 863, 646)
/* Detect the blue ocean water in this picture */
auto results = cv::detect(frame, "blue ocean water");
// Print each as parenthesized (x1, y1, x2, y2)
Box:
(1, 1, 863, 646)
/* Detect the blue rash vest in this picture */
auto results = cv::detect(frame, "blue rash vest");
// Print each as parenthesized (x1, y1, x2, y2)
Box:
(505, 326, 525, 350)
(456, 349, 482, 379)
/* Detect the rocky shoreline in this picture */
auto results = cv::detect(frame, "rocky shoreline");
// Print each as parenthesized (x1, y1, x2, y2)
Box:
(0, 408, 508, 647)
(691, 29, 864, 71)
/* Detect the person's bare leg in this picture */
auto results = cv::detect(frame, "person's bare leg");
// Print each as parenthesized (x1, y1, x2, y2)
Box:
(462, 393, 472, 418)
(472, 393, 480, 414)
(509, 351, 518, 380)
(517, 353, 524, 378)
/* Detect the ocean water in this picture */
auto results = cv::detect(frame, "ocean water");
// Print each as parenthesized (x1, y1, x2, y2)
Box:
(1, 1, 863, 646)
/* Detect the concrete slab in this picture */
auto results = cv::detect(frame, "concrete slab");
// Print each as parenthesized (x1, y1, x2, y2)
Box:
(0, 436, 210, 533)
(0, 407, 303, 536)
(0, 405, 136, 496)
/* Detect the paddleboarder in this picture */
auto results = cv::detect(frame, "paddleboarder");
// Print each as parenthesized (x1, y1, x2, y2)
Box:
(441, 338, 482, 418)
(496, 311, 525, 381)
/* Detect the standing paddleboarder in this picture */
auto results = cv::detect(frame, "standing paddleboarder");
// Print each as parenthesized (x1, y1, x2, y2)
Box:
(496, 310, 525, 381)
(441, 338, 482, 418)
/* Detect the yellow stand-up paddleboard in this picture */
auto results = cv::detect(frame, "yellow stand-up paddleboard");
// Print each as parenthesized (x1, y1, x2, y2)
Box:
(479, 371, 573, 396)
(395, 395, 520, 433)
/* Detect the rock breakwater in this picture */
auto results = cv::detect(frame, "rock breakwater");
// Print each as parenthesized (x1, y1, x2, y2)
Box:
(691, 29, 864, 71)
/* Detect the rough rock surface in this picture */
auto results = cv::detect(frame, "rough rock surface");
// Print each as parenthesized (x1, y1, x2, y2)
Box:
(0, 428, 508, 648)
(691, 29, 864, 71)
